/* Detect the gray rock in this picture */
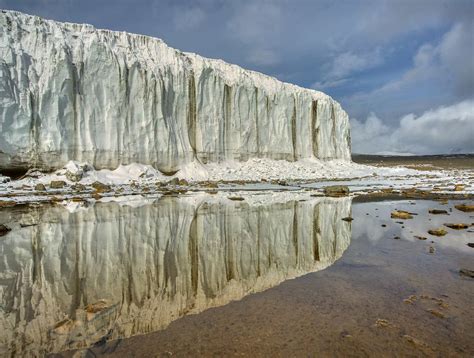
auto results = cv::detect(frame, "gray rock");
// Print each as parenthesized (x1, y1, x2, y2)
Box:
(0, 224, 11, 236)
(50, 180, 66, 189)
(71, 183, 86, 192)
(65, 170, 83, 182)
(34, 183, 46, 191)
(167, 178, 180, 186)
(459, 268, 474, 278)
(91, 181, 111, 193)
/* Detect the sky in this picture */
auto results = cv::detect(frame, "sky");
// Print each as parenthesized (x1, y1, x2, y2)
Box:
(2, 0, 473, 155)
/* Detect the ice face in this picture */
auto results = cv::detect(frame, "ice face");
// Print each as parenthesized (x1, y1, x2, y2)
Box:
(0, 195, 351, 355)
(0, 10, 351, 174)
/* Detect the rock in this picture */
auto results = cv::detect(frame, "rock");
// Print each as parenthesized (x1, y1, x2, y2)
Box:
(50, 180, 66, 189)
(201, 181, 218, 188)
(381, 224, 387, 227)
(393, 236, 401, 240)
(414, 236, 427, 240)
(34, 183, 46, 191)
(167, 178, 180, 186)
(91, 181, 111, 193)
(178, 179, 189, 186)
(342, 217, 353, 222)
(63, 161, 90, 182)
(71, 183, 86, 192)
(428, 209, 448, 215)
(403, 295, 417, 304)
(427, 309, 445, 318)
(454, 184, 465, 191)
(65, 171, 82, 182)
(0, 224, 11, 237)
(459, 269, 474, 278)
(228, 196, 245, 201)
(0, 201, 16, 207)
(323, 185, 350, 197)
(455, 204, 474, 212)
(374, 318, 391, 328)
(390, 210, 413, 219)
(443, 223, 469, 230)
(428, 228, 447, 236)
(467, 243, 474, 248)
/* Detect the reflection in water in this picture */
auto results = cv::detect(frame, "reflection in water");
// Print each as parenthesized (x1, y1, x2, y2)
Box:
(0, 194, 351, 356)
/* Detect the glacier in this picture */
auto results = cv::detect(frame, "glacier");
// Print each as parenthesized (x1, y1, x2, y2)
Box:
(0, 194, 351, 355)
(0, 10, 351, 175)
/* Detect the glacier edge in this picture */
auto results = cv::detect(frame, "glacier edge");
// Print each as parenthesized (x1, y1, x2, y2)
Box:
(0, 10, 351, 174)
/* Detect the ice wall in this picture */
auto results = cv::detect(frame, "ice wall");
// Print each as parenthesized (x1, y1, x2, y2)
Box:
(0, 194, 352, 355)
(0, 10, 351, 174)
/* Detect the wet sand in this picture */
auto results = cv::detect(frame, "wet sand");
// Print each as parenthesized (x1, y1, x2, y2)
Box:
(60, 199, 474, 357)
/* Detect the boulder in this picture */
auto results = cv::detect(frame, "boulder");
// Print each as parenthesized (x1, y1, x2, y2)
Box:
(50, 180, 66, 189)
(323, 185, 349, 197)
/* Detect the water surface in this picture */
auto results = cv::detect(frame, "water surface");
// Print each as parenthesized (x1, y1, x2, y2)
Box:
(0, 194, 351, 356)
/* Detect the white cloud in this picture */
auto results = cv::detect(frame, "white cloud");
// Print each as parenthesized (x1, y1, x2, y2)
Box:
(312, 49, 384, 90)
(351, 99, 474, 155)
(349, 21, 473, 103)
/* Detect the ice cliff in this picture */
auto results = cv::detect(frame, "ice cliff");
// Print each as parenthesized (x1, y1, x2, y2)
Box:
(0, 194, 351, 355)
(0, 10, 351, 174)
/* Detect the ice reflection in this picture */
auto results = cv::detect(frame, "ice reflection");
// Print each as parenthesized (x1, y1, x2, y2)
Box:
(0, 194, 351, 356)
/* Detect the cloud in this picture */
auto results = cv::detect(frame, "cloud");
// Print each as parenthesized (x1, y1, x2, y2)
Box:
(345, 20, 474, 121)
(351, 99, 474, 155)
(312, 49, 384, 89)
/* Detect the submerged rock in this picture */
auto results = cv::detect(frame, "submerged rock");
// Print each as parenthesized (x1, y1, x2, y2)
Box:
(374, 319, 391, 328)
(323, 185, 349, 197)
(427, 309, 445, 318)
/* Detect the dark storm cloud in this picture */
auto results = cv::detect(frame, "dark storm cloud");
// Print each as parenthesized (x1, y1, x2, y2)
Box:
(1, 0, 473, 154)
